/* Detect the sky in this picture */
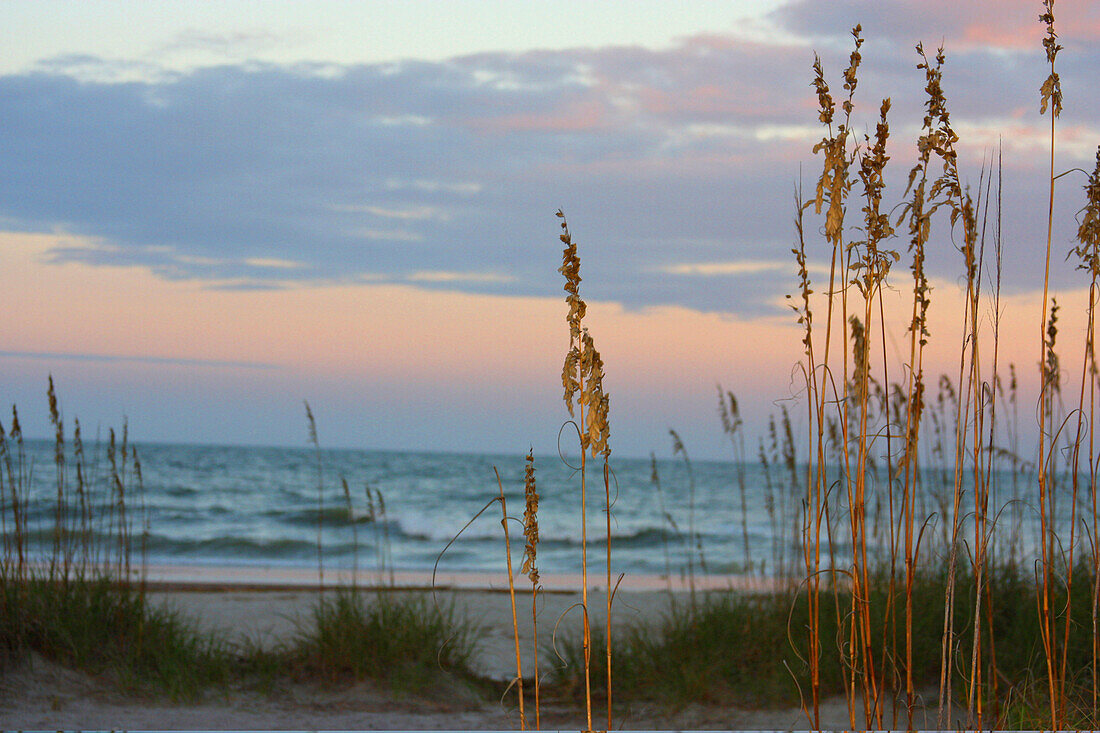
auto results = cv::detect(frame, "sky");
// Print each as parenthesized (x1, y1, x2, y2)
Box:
(1, 1, 1099, 460)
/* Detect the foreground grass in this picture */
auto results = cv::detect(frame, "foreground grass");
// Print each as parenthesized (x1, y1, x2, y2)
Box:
(549, 562, 1099, 728)
(285, 587, 484, 692)
(1, 575, 485, 701)
(1, 573, 234, 698)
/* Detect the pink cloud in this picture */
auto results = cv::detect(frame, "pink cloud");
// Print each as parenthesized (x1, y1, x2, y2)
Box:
(634, 86, 672, 115)
(773, 0, 1100, 51)
(960, 19, 1043, 51)
(534, 150, 764, 181)
(468, 96, 609, 133)
(958, 0, 1100, 49)
(678, 83, 794, 120)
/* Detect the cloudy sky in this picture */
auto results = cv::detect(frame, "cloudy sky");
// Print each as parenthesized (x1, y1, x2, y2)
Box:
(1, 0, 1098, 459)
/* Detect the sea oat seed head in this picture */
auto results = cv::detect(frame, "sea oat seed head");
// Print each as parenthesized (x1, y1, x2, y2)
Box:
(562, 347, 580, 417)
(521, 450, 539, 585)
(1039, 0, 1063, 116)
(304, 401, 318, 445)
(579, 330, 611, 457)
(557, 210, 610, 457)
(1073, 147, 1100, 275)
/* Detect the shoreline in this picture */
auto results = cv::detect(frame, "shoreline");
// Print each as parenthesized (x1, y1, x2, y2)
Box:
(132, 561, 783, 594)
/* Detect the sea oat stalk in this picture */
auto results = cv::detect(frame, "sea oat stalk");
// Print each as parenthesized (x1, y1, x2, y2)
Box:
(895, 43, 942, 722)
(495, 467, 526, 729)
(1037, 1, 1063, 724)
(1074, 147, 1100, 719)
(558, 209, 611, 731)
(305, 401, 324, 593)
(521, 450, 542, 729)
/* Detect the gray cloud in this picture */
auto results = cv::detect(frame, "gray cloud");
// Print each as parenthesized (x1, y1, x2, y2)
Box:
(1, 23, 1097, 317)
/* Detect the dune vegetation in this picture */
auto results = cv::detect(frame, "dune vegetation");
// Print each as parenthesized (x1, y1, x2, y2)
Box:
(4, 2, 1100, 731)
(0, 384, 485, 700)
(500, 2, 1100, 730)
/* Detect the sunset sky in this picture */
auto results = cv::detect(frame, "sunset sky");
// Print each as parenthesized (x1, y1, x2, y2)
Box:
(2, 1, 1098, 459)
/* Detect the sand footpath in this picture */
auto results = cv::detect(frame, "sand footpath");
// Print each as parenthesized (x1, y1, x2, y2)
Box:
(151, 583, 684, 680)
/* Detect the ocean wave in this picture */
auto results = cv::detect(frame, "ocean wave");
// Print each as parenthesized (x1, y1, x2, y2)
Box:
(143, 534, 320, 558)
(392, 515, 686, 548)
(271, 505, 401, 528)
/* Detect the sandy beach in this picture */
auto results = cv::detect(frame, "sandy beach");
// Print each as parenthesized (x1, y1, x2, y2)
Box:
(1, 567, 935, 730)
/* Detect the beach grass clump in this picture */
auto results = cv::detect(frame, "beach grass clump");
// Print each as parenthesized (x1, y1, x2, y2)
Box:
(0, 573, 234, 698)
(549, 592, 797, 710)
(293, 405, 486, 694)
(0, 382, 238, 699)
(548, 562, 1098, 723)
(286, 588, 483, 692)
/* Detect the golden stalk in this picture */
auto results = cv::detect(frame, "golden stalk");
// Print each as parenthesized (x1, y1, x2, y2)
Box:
(496, 467, 526, 730)
(1074, 146, 1100, 722)
(558, 209, 610, 731)
(604, 458, 612, 731)
(1037, 0, 1063, 725)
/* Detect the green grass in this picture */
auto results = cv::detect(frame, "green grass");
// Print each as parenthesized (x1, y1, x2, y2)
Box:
(547, 561, 1100, 726)
(550, 592, 799, 709)
(1, 571, 234, 698)
(1, 573, 487, 700)
(284, 587, 484, 691)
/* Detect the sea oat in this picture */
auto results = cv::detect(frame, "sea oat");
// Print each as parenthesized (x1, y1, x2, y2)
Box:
(557, 209, 613, 729)
(521, 450, 539, 585)
(521, 450, 541, 728)
(1039, 0, 1063, 117)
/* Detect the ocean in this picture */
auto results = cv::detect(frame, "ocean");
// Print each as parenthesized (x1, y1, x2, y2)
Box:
(4, 438, 1068, 581)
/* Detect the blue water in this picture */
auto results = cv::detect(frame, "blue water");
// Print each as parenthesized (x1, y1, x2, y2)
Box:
(2, 438, 1080, 578)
